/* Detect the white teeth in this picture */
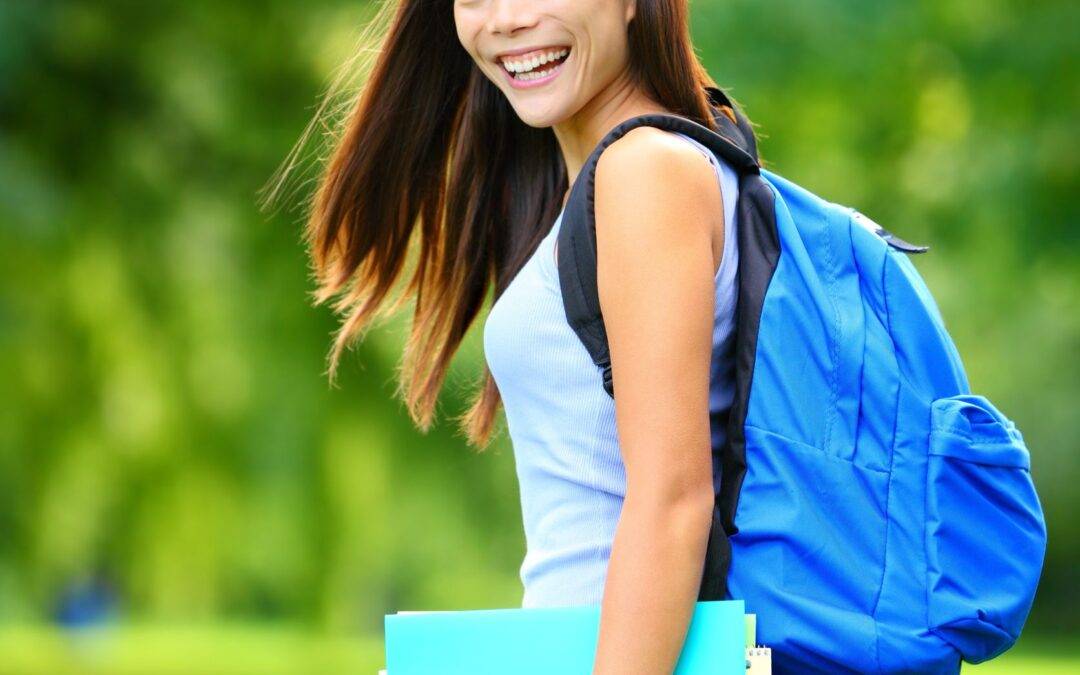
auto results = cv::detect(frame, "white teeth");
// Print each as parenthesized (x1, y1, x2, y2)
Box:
(502, 47, 569, 74)
(515, 64, 559, 81)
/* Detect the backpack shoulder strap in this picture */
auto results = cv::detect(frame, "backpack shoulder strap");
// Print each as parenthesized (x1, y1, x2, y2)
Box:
(552, 93, 773, 602)
(556, 92, 761, 397)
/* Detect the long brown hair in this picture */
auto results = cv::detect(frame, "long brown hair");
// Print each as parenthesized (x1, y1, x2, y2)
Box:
(266, 0, 747, 450)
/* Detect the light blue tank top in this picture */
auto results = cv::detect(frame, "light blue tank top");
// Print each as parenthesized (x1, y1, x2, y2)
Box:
(483, 130, 740, 608)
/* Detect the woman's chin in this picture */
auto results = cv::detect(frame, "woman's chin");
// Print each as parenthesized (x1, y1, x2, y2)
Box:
(510, 102, 570, 129)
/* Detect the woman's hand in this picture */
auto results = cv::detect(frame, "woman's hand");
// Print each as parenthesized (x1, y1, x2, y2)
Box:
(591, 126, 726, 674)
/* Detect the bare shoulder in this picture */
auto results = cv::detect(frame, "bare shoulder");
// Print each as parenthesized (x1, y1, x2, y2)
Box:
(593, 125, 723, 260)
(595, 126, 716, 194)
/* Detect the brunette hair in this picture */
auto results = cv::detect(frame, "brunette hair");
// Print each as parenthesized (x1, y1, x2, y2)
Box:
(265, 0, 749, 449)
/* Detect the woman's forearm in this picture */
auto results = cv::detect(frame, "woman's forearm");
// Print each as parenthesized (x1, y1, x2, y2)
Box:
(592, 489, 714, 675)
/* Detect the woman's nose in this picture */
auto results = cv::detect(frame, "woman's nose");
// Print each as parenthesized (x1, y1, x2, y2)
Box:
(485, 0, 541, 37)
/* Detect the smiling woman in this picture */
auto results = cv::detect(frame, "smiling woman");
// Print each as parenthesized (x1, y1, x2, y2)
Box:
(266, 0, 755, 672)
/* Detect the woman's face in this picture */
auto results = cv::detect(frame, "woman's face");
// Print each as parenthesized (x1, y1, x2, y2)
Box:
(454, 0, 637, 128)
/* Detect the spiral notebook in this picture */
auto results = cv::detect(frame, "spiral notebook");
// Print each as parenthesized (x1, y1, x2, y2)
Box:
(383, 599, 746, 674)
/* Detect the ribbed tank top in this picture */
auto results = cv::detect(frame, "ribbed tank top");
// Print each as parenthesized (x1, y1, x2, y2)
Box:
(483, 130, 740, 608)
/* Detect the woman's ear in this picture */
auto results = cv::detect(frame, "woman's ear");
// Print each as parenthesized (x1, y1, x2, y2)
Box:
(625, 0, 636, 24)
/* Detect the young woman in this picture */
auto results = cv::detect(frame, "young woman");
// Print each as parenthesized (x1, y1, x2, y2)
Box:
(280, 1, 755, 671)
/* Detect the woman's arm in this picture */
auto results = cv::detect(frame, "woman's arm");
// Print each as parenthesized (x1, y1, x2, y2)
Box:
(590, 127, 726, 675)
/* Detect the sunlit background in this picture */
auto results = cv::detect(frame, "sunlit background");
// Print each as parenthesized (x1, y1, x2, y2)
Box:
(2, 1, 1076, 672)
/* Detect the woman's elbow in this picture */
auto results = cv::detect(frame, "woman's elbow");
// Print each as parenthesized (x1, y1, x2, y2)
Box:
(672, 488, 716, 538)
(625, 483, 715, 538)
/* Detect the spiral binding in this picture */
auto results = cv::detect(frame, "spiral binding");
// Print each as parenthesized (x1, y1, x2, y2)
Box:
(745, 645, 773, 674)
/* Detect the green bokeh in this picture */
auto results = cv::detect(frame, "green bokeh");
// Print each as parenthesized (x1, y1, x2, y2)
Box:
(1, 0, 1076, 670)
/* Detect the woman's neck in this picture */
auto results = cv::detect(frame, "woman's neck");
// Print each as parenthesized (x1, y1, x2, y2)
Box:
(552, 71, 671, 187)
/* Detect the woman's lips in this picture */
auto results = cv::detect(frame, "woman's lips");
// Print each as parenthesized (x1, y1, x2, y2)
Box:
(500, 49, 571, 91)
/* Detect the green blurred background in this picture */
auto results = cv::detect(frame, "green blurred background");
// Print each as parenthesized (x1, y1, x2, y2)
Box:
(1, 0, 1076, 672)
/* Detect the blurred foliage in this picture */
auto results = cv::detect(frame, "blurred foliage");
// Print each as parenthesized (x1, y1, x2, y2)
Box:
(0, 0, 1076, 669)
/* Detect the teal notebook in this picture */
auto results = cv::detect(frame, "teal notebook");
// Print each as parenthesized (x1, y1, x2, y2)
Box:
(384, 599, 745, 674)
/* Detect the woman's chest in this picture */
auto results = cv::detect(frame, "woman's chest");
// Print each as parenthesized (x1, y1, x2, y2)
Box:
(482, 221, 600, 402)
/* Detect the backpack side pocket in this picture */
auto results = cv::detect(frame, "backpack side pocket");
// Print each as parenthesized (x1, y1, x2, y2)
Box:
(924, 394, 1047, 664)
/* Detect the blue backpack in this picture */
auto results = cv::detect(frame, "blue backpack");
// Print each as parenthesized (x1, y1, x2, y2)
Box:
(555, 86, 1048, 673)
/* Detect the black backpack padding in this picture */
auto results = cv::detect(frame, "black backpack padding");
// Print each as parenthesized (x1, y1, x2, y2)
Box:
(555, 86, 781, 601)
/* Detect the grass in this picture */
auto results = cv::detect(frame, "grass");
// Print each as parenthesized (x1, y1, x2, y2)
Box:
(0, 625, 1073, 674)
(0, 624, 384, 675)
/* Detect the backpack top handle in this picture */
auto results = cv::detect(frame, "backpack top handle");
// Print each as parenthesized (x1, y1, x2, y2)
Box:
(702, 85, 760, 169)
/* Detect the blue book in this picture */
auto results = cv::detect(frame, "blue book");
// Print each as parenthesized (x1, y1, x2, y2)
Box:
(384, 599, 746, 674)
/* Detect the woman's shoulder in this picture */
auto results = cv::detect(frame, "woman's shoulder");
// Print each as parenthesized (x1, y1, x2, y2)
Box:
(596, 125, 716, 180)
(593, 125, 724, 241)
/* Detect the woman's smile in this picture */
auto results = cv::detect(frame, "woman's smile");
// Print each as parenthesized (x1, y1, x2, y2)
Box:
(498, 45, 572, 90)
